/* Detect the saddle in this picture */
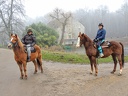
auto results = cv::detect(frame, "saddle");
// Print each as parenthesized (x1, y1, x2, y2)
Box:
(94, 41, 111, 58)
(94, 40, 111, 49)
(24, 46, 36, 53)
(30, 47, 36, 53)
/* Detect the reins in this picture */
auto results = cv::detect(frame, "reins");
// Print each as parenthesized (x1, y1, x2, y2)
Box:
(10, 41, 18, 48)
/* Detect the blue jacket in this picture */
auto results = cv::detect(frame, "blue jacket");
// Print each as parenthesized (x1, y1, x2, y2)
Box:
(95, 28, 106, 40)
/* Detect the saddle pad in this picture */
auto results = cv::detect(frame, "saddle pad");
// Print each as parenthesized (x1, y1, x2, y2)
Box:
(31, 47, 36, 53)
(101, 41, 111, 47)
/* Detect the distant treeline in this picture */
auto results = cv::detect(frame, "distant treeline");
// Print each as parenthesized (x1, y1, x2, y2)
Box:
(74, 3, 128, 38)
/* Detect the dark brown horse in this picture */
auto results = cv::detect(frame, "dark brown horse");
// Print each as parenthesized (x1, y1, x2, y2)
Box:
(8, 34, 43, 79)
(76, 32, 124, 76)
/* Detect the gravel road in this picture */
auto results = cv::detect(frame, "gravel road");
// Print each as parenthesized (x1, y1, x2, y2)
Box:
(0, 48, 128, 96)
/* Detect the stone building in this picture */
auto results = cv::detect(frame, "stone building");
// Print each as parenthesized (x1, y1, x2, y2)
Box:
(48, 17, 85, 45)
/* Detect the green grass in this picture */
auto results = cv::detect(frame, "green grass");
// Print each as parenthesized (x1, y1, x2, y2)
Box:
(124, 56, 128, 62)
(42, 50, 128, 64)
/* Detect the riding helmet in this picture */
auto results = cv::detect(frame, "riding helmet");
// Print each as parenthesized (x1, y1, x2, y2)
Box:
(27, 28, 33, 33)
(98, 23, 104, 27)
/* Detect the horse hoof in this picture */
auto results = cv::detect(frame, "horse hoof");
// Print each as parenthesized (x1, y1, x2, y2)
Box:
(111, 71, 114, 74)
(118, 73, 122, 76)
(95, 74, 98, 76)
(24, 75, 28, 80)
(41, 71, 43, 73)
(41, 70, 43, 73)
(34, 71, 37, 74)
(90, 72, 93, 74)
(20, 77, 23, 80)
(24, 77, 27, 80)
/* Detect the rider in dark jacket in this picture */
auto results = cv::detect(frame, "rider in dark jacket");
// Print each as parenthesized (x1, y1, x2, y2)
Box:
(22, 28, 36, 61)
(94, 23, 106, 57)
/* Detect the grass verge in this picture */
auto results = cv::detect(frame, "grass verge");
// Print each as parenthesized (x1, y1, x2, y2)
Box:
(42, 50, 128, 64)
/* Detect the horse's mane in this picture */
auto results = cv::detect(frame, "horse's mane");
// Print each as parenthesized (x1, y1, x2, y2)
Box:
(83, 34, 93, 43)
(17, 36, 24, 51)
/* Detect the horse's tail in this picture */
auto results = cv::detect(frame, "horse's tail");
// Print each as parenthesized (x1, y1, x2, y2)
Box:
(120, 42, 124, 68)
(36, 59, 41, 70)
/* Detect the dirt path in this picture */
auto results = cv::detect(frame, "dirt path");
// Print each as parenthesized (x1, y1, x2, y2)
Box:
(0, 48, 128, 96)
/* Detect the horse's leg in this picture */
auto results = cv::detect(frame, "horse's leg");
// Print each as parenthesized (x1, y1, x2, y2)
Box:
(37, 55, 43, 73)
(18, 63, 24, 79)
(32, 60, 38, 74)
(23, 62, 27, 79)
(117, 55, 123, 75)
(88, 56, 93, 74)
(92, 56, 98, 76)
(90, 63, 93, 74)
(111, 54, 117, 74)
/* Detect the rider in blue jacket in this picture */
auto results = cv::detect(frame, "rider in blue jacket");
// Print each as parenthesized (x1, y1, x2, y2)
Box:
(94, 23, 106, 57)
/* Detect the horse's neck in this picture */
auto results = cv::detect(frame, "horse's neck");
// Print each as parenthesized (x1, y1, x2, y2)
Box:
(84, 35, 93, 50)
(13, 38, 24, 54)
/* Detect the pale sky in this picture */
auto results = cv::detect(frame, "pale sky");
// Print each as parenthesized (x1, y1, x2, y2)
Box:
(25, 0, 124, 18)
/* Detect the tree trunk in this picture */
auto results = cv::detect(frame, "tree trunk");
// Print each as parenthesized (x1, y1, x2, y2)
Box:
(7, 0, 14, 35)
(59, 24, 65, 45)
(0, 0, 14, 37)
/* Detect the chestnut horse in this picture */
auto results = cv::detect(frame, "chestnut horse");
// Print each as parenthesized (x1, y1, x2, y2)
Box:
(8, 34, 43, 79)
(76, 32, 124, 76)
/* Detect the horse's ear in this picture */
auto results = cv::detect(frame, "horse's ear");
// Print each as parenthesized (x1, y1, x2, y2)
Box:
(81, 33, 85, 37)
(15, 34, 17, 38)
(79, 32, 81, 35)
(10, 33, 13, 36)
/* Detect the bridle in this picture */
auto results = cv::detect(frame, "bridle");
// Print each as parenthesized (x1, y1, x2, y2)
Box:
(9, 40, 18, 48)
(79, 35, 87, 47)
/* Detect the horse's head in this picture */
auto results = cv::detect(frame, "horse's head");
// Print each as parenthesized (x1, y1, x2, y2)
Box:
(8, 34, 18, 49)
(76, 32, 85, 47)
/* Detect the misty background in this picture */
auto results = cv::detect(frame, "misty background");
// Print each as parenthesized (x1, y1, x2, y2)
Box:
(0, 0, 128, 51)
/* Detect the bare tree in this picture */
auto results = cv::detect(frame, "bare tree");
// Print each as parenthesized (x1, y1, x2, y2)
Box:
(117, 1, 128, 35)
(95, 5, 109, 21)
(50, 8, 72, 45)
(0, 0, 25, 38)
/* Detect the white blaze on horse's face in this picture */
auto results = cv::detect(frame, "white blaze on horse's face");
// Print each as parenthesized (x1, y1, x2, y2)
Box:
(8, 41, 12, 49)
(76, 37, 80, 47)
(8, 37, 13, 49)
(11, 38, 13, 42)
